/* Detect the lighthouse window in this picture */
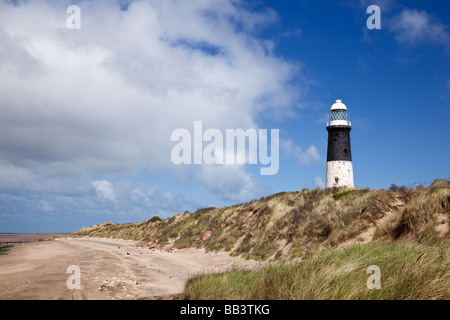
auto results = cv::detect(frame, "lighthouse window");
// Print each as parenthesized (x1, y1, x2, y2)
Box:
(331, 110, 347, 121)
(344, 149, 348, 155)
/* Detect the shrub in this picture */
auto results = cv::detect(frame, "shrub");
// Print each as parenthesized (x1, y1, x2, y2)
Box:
(149, 216, 162, 223)
(389, 184, 399, 192)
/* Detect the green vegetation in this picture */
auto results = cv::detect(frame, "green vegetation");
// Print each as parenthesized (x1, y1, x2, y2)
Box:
(332, 189, 357, 200)
(0, 246, 13, 255)
(180, 238, 449, 300)
(149, 216, 162, 223)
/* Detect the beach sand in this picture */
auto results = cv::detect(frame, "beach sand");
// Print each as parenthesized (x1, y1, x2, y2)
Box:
(0, 237, 261, 300)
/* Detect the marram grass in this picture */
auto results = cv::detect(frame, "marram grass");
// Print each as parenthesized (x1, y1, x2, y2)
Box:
(180, 238, 449, 300)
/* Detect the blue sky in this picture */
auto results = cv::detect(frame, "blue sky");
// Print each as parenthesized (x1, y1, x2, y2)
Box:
(0, 0, 449, 232)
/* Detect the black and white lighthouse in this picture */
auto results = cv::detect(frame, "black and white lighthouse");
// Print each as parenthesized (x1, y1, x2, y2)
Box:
(325, 99, 354, 188)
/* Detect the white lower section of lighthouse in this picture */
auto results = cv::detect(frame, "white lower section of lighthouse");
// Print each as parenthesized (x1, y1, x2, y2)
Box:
(325, 161, 354, 188)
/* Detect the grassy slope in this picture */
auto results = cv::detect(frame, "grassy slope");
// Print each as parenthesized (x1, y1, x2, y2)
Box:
(73, 180, 449, 299)
(179, 180, 449, 300)
(180, 238, 449, 300)
(74, 186, 405, 259)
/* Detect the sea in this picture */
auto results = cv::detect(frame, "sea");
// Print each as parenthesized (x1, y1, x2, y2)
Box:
(0, 233, 63, 244)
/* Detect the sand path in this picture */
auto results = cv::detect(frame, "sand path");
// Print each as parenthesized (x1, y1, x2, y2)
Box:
(0, 237, 261, 300)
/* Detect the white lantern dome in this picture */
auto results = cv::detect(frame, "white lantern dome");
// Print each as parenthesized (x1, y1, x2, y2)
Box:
(330, 99, 347, 111)
(328, 99, 350, 127)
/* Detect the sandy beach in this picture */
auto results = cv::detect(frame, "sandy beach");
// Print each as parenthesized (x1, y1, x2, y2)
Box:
(0, 237, 261, 300)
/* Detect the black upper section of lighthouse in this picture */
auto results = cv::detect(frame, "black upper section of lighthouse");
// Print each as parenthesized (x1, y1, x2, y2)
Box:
(326, 125, 352, 162)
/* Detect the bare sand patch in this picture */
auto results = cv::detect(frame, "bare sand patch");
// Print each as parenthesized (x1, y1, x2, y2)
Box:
(338, 198, 405, 248)
(0, 237, 261, 300)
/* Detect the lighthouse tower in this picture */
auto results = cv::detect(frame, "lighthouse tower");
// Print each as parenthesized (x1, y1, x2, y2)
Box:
(325, 99, 354, 188)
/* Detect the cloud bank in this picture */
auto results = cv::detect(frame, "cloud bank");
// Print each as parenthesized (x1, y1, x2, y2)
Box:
(0, 0, 304, 229)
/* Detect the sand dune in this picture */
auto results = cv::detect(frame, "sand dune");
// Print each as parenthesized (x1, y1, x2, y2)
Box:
(0, 237, 260, 300)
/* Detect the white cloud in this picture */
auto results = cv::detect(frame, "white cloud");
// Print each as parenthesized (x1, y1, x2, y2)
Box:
(37, 200, 54, 213)
(281, 139, 322, 166)
(0, 0, 304, 209)
(314, 176, 325, 189)
(0, 176, 199, 225)
(390, 9, 450, 47)
(92, 180, 117, 202)
(196, 165, 271, 203)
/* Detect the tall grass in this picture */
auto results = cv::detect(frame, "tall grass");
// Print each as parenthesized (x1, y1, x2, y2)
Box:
(180, 238, 449, 300)
(375, 179, 450, 240)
